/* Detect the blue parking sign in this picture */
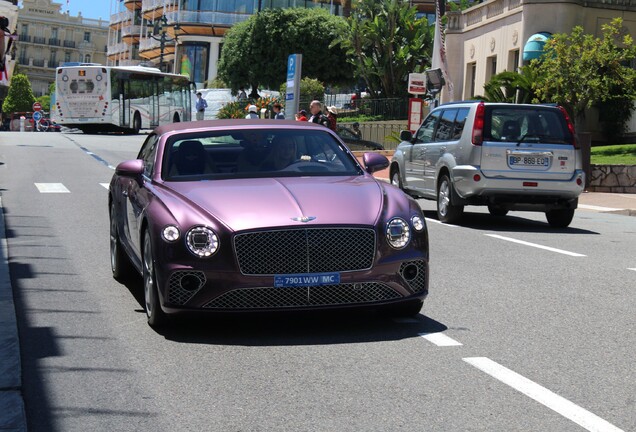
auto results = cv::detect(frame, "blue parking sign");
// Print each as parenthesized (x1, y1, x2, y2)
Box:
(32, 111, 42, 122)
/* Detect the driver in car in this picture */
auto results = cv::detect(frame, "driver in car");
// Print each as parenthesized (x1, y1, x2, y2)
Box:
(261, 136, 298, 171)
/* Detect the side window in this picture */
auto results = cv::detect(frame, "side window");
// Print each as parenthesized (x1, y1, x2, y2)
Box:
(137, 134, 159, 177)
(415, 111, 440, 143)
(434, 109, 458, 142)
(452, 108, 469, 140)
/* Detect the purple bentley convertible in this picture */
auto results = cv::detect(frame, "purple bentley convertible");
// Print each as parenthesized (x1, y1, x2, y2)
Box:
(109, 120, 429, 326)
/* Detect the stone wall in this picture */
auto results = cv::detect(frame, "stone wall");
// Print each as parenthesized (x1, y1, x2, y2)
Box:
(588, 165, 636, 193)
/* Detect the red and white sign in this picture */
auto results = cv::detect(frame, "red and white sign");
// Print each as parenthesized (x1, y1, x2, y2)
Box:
(408, 73, 427, 95)
(32, 102, 42, 111)
(408, 98, 424, 133)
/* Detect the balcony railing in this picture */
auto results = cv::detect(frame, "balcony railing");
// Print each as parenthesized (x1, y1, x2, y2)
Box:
(63, 40, 76, 48)
(447, 0, 524, 31)
(121, 25, 142, 38)
(142, 0, 177, 13)
(32, 59, 45, 67)
(107, 42, 128, 56)
(18, 34, 31, 42)
(48, 38, 61, 46)
(111, 10, 133, 25)
(164, 10, 250, 27)
(139, 37, 161, 51)
(33, 36, 46, 44)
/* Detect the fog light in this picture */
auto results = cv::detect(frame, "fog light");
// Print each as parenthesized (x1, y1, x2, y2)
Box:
(473, 174, 481, 182)
(162, 225, 180, 242)
(576, 177, 583, 186)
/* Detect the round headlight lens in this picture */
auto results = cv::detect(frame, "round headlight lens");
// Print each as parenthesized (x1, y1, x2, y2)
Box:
(186, 226, 219, 258)
(386, 218, 410, 249)
(161, 225, 180, 242)
(411, 215, 425, 232)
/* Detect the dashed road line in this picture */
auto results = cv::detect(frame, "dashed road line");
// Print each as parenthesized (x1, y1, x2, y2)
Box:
(578, 204, 625, 212)
(34, 183, 70, 193)
(419, 332, 463, 347)
(628, 268, 636, 272)
(485, 234, 586, 257)
(425, 218, 460, 228)
(100, 183, 110, 190)
(463, 357, 624, 432)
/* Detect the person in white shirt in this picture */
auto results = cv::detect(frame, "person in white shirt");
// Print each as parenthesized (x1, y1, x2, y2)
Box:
(245, 105, 259, 119)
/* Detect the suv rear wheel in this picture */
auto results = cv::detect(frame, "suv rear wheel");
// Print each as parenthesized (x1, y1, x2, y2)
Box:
(545, 208, 575, 228)
(437, 174, 464, 224)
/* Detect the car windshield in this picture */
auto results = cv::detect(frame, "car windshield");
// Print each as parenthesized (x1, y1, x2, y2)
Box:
(484, 107, 571, 144)
(162, 128, 364, 181)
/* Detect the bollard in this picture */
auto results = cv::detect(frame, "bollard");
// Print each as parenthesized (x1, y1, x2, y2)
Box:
(19, 116, 25, 132)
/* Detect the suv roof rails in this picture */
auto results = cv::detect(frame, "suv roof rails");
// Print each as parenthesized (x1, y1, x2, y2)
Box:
(439, 100, 485, 106)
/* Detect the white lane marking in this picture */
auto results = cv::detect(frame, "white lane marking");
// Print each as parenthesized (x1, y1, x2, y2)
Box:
(100, 183, 110, 190)
(464, 357, 624, 432)
(578, 204, 625, 212)
(628, 268, 636, 272)
(419, 332, 463, 347)
(34, 183, 70, 193)
(485, 234, 586, 257)
(425, 218, 460, 228)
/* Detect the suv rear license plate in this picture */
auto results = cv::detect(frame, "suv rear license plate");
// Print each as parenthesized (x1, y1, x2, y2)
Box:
(274, 272, 341, 288)
(509, 155, 549, 166)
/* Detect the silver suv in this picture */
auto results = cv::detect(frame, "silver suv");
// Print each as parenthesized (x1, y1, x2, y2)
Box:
(390, 101, 585, 227)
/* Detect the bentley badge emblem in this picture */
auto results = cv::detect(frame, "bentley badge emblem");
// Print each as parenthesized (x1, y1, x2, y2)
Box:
(291, 216, 316, 223)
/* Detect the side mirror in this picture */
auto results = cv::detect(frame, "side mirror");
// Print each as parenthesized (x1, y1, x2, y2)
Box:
(116, 159, 144, 177)
(399, 130, 413, 142)
(363, 152, 389, 174)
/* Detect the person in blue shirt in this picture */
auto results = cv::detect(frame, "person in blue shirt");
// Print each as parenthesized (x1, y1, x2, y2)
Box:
(195, 92, 208, 120)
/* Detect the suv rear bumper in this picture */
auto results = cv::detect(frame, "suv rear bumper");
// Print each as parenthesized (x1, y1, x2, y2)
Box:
(451, 166, 585, 209)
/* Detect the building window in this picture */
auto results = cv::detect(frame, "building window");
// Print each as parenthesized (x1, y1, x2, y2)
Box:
(181, 43, 209, 84)
(21, 23, 28, 35)
(466, 62, 476, 99)
(486, 55, 497, 82)
(508, 49, 520, 73)
(51, 28, 58, 39)
(49, 50, 57, 66)
(64, 51, 71, 63)
(84, 32, 91, 42)
(84, 54, 91, 63)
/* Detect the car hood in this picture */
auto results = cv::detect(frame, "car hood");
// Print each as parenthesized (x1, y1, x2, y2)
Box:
(165, 176, 384, 232)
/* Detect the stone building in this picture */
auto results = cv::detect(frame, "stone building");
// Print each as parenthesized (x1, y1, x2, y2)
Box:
(108, 0, 436, 88)
(16, 0, 108, 96)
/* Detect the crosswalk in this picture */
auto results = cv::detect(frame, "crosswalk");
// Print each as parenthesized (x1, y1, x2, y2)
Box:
(34, 182, 110, 192)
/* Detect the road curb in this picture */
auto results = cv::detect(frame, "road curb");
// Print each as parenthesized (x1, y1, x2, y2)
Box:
(0, 196, 27, 432)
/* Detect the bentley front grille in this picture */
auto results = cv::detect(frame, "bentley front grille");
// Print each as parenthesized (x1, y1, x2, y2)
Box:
(234, 228, 376, 275)
(167, 270, 206, 306)
(202, 282, 401, 309)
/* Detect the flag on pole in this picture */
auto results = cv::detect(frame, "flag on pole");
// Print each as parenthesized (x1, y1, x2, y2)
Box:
(431, 0, 454, 101)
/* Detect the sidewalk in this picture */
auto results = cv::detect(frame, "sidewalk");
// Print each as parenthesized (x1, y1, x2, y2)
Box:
(0, 197, 26, 432)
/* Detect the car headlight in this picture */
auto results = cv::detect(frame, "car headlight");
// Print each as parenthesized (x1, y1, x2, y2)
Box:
(386, 218, 410, 249)
(411, 215, 425, 232)
(186, 226, 219, 257)
(161, 225, 180, 242)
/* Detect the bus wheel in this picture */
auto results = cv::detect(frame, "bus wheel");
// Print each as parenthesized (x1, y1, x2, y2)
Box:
(173, 113, 180, 123)
(132, 112, 141, 134)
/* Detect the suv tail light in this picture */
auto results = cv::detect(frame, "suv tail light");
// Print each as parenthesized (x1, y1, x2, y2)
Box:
(472, 102, 485, 145)
(557, 106, 579, 149)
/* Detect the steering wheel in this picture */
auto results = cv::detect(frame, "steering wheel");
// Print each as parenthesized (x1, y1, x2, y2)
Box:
(282, 161, 330, 172)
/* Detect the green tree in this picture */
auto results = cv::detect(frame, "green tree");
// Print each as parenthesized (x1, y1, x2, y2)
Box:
(333, 0, 433, 98)
(279, 77, 325, 109)
(218, 8, 353, 98)
(529, 18, 636, 130)
(36, 83, 56, 113)
(480, 67, 541, 103)
(2, 73, 36, 114)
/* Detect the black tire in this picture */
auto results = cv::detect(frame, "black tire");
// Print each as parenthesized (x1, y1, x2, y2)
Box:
(131, 112, 141, 134)
(437, 174, 464, 224)
(110, 203, 134, 281)
(143, 230, 168, 327)
(390, 167, 403, 190)
(389, 300, 423, 318)
(546, 208, 575, 228)
(488, 205, 509, 217)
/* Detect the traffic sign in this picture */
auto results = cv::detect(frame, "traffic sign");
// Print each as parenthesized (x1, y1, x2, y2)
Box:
(32, 102, 42, 111)
(32, 111, 42, 121)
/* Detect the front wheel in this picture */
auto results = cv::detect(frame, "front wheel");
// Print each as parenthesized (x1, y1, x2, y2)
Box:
(391, 167, 403, 190)
(546, 208, 575, 228)
(131, 112, 141, 134)
(143, 230, 167, 327)
(437, 174, 464, 224)
(110, 203, 134, 281)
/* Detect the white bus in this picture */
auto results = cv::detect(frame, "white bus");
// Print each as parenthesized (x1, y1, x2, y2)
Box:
(52, 64, 193, 134)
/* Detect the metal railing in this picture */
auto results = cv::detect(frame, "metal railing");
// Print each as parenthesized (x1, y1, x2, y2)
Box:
(164, 10, 250, 27)
(63, 40, 76, 48)
(339, 121, 406, 151)
(321, 96, 409, 121)
(33, 36, 46, 44)
(48, 38, 61, 46)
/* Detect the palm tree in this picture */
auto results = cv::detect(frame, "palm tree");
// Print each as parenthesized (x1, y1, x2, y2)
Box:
(481, 67, 540, 103)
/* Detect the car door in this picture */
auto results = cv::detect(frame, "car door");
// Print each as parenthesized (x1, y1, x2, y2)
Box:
(405, 110, 440, 193)
(480, 106, 578, 181)
(124, 134, 159, 258)
(424, 108, 458, 195)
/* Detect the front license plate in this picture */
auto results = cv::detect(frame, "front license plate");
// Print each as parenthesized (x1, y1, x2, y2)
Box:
(274, 272, 341, 288)
(509, 155, 549, 167)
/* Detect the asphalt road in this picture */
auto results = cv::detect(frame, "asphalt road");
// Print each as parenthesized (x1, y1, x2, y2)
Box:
(0, 131, 634, 431)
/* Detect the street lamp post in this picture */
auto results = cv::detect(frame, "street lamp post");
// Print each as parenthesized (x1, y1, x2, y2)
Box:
(148, 15, 177, 72)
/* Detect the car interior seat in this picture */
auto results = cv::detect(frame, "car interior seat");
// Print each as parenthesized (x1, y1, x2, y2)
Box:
(174, 140, 208, 175)
(501, 120, 521, 141)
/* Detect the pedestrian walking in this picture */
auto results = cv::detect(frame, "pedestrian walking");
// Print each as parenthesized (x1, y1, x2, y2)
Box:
(195, 92, 208, 121)
(272, 103, 285, 120)
(307, 100, 329, 128)
(295, 110, 308, 121)
(326, 106, 338, 131)
(245, 105, 259, 119)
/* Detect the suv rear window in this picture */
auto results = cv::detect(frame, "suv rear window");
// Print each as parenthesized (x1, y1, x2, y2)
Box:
(484, 106, 571, 144)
